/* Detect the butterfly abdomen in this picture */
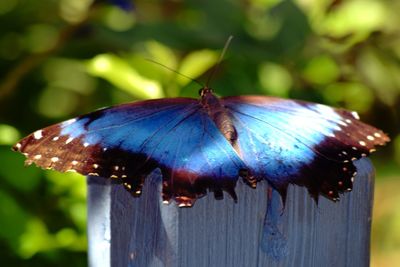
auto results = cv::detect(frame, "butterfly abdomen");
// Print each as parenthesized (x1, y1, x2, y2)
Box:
(200, 88, 238, 145)
(212, 111, 238, 144)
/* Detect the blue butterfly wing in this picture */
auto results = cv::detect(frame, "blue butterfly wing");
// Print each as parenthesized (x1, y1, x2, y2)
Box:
(14, 93, 389, 205)
(14, 98, 245, 206)
(223, 96, 389, 202)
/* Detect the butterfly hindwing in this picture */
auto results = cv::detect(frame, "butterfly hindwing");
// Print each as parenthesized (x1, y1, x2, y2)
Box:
(14, 98, 246, 206)
(223, 96, 389, 201)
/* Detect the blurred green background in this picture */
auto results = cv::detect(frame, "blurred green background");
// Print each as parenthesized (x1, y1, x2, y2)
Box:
(0, 0, 399, 266)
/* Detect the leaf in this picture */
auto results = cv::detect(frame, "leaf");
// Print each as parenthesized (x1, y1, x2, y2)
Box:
(0, 189, 30, 248)
(145, 41, 178, 71)
(0, 124, 20, 145)
(0, 148, 42, 192)
(258, 62, 292, 97)
(86, 54, 164, 99)
(177, 49, 219, 87)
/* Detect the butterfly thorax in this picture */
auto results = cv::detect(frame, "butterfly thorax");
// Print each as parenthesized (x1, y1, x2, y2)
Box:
(200, 88, 237, 145)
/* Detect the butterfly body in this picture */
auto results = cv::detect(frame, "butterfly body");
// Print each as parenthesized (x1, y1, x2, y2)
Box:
(200, 88, 238, 146)
(13, 89, 389, 207)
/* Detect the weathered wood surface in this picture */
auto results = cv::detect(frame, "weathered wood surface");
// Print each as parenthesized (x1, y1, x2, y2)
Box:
(87, 158, 374, 267)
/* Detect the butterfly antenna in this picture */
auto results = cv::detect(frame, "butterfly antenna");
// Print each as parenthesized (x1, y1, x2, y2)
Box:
(145, 58, 204, 88)
(206, 35, 234, 88)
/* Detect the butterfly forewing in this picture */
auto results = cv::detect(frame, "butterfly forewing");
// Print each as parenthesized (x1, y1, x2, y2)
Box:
(14, 98, 246, 206)
(223, 96, 389, 201)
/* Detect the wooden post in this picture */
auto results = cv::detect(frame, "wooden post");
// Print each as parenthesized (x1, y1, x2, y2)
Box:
(87, 158, 374, 267)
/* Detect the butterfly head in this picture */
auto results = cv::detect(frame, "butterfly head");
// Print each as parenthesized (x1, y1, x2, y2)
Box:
(199, 87, 213, 97)
(199, 87, 220, 108)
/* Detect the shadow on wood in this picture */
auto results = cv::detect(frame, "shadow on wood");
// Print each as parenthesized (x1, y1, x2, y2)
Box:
(87, 158, 374, 267)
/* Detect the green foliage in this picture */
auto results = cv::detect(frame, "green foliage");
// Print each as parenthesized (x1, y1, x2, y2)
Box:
(86, 53, 165, 99)
(0, 124, 20, 145)
(0, 0, 399, 266)
(258, 62, 292, 97)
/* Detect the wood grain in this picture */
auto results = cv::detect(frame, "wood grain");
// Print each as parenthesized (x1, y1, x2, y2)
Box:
(87, 158, 374, 267)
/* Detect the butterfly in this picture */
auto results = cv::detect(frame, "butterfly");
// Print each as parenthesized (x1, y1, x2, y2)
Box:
(13, 87, 389, 207)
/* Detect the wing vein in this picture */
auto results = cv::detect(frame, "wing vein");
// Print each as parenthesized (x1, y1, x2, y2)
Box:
(228, 107, 343, 163)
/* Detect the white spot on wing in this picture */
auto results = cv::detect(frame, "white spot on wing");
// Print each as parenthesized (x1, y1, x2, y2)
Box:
(52, 136, 59, 141)
(359, 141, 366, 146)
(51, 157, 59, 162)
(351, 111, 360, 120)
(83, 142, 90, 147)
(93, 164, 99, 169)
(374, 132, 381, 138)
(34, 154, 42, 160)
(367, 135, 374, 141)
(66, 137, 74, 144)
(333, 125, 342, 131)
(34, 130, 43, 140)
(16, 143, 22, 149)
(72, 160, 78, 165)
